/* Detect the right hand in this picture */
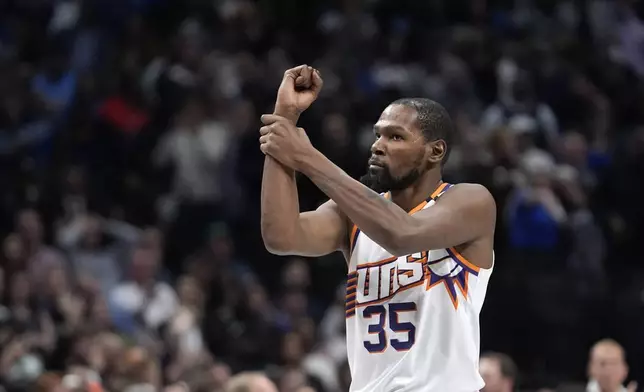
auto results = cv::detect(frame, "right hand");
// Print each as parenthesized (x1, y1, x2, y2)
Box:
(274, 65, 323, 122)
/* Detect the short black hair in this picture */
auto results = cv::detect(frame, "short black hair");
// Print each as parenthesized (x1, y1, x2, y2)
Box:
(390, 98, 454, 164)
(481, 351, 518, 381)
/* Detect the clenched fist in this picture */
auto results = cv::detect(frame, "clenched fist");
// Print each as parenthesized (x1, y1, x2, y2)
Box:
(274, 65, 323, 123)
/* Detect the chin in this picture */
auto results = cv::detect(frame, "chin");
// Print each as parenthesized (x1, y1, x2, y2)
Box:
(359, 172, 390, 194)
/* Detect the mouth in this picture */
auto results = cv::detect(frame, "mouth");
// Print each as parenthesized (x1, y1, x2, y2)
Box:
(368, 159, 385, 170)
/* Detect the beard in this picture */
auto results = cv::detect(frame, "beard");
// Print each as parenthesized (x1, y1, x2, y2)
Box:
(360, 165, 422, 194)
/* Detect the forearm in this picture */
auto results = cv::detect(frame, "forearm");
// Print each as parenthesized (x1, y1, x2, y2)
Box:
(260, 107, 301, 252)
(299, 149, 409, 254)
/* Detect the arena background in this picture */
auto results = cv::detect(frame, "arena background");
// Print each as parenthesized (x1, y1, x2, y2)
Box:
(0, 0, 643, 390)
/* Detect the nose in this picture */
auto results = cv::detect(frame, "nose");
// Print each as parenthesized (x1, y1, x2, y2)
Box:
(371, 136, 385, 156)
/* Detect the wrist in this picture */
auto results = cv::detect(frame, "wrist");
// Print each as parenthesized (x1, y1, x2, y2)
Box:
(296, 147, 323, 174)
(274, 104, 301, 124)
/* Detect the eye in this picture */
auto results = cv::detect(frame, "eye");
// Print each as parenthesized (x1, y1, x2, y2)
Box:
(391, 134, 403, 141)
(374, 132, 381, 139)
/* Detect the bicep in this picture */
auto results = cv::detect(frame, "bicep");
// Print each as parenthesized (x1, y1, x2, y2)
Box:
(293, 200, 347, 257)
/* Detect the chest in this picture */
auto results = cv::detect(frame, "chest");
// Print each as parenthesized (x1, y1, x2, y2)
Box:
(349, 229, 480, 312)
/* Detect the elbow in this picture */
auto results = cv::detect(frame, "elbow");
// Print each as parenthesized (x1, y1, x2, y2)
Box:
(385, 221, 430, 257)
(381, 226, 412, 257)
(261, 228, 294, 256)
(385, 244, 410, 258)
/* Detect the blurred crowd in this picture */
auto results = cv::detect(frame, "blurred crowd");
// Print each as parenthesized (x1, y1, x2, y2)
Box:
(0, 0, 643, 391)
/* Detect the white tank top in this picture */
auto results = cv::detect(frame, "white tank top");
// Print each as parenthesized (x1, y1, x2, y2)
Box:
(345, 183, 493, 392)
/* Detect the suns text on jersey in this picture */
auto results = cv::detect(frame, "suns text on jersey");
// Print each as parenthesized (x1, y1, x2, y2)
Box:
(356, 251, 427, 305)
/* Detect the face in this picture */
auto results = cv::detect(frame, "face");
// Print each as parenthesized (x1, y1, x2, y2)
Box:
(361, 104, 444, 193)
(177, 276, 202, 307)
(17, 209, 43, 243)
(281, 332, 304, 365)
(3, 234, 24, 262)
(282, 258, 310, 289)
(130, 247, 158, 283)
(588, 343, 628, 391)
(480, 357, 510, 392)
(560, 133, 588, 167)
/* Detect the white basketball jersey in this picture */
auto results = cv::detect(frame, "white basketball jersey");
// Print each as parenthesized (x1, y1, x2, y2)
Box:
(345, 183, 493, 392)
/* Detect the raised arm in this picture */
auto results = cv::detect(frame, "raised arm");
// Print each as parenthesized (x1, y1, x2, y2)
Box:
(261, 65, 348, 257)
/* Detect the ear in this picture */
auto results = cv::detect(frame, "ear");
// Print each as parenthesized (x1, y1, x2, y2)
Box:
(426, 140, 447, 164)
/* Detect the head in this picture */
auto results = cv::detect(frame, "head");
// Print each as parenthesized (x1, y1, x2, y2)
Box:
(360, 98, 453, 193)
(3, 233, 25, 264)
(226, 372, 278, 392)
(559, 132, 588, 168)
(281, 332, 305, 366)
(281, 258, 310, 290)
(480, 352, 517, 392)
(519, 149, 556, 187)
(141, 227, 164, 252)
(129, 245, 159, 285)
(176, 275, 204, 308)
(587, 339, 628, 392)
(246, 282, 270, 313)
(16, 209, 44, 246)
(211, 362, 232, 387)
(488, 127, 519, 165)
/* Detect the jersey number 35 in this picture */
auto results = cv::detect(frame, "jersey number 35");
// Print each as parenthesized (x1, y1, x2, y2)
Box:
(363, 302, 417, 353)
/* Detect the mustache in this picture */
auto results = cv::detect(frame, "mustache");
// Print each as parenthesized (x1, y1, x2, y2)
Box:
(368, 158, 387, 168)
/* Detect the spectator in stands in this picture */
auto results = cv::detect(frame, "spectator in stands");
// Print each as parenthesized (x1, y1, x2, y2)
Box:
(15, 209, 66, 288)
(109, 243, 178, 348)
(586, 339, 636, 392)
(57, 213, 141, 295)
(480, 352, 517, 392)
(506, 149, 567, 253)
(226, 371, 278, 392)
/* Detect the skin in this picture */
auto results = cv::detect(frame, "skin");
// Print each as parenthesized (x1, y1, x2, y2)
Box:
(479, 357, 513, 392)
(226, 373, 278, 392)
(588, 340, 637, 392)
(260, 65, 495, 269)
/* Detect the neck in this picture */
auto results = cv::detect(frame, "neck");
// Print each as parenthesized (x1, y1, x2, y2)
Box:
(389, 170, 443, 212)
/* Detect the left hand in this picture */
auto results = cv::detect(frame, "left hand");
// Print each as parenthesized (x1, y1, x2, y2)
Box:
(259, 114, 315, 171)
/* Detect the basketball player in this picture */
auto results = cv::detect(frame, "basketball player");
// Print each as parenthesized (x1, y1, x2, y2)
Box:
(260, 65, 496, 392)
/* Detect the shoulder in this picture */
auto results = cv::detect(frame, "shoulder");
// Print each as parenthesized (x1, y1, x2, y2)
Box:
(443, 183, 495, 206)
(437, 183, 497, 220)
